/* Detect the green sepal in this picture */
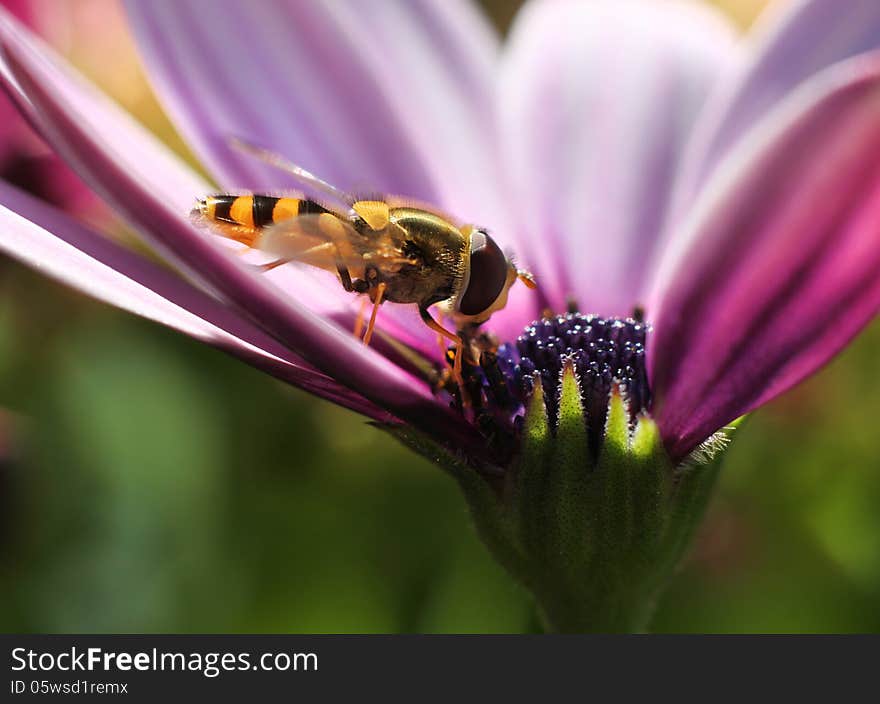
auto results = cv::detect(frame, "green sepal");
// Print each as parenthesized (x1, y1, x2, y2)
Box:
(375, 406, 743, 633)
(654, 416, 745, 581)
(514, 375, 553, 568)
(546, 363, 592, 580)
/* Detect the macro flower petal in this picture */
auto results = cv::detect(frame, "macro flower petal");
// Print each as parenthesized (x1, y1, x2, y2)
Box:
(0, 10, 205, 217)
(0, 10, 489, 454)
(678, 0, 880, 200)
(650, 53, 880, 460)
(122, 0, 508, 230)
(497, 0, 739, 316)
(0, 181, 387, 418)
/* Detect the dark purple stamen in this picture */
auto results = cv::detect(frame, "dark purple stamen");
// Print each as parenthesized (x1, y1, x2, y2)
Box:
(512, 314, 650, 439)
(452, 314, 651, 457)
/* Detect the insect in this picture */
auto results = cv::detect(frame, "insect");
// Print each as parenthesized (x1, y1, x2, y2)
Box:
(192, 140, 536, 386)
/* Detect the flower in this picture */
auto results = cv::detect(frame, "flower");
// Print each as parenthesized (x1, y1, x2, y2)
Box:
(0, 0, 878, 631)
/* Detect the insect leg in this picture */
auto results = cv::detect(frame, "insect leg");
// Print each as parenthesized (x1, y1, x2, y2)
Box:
(353, 296, 368, 339)
(419, 306, 464, 388)
(363, 282, 387, 346)
(255, 258, 289, 273)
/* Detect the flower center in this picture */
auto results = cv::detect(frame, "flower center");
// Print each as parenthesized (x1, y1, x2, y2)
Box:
(512, 313, 650, 418)
(457, 313, 651, 458)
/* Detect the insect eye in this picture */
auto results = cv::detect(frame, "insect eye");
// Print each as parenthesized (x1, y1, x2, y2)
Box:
(458, 230, 510, 316)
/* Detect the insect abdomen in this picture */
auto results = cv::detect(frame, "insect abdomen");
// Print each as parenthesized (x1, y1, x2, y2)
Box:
(199, 194, 329, 230)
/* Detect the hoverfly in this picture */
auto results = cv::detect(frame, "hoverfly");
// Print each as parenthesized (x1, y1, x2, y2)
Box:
(193, 140, 536, 385)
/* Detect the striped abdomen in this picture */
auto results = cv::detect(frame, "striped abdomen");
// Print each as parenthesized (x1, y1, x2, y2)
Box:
(196, 194, 330, 245)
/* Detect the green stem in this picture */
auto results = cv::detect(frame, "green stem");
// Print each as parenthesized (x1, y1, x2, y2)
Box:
(535, 586, 657, 634)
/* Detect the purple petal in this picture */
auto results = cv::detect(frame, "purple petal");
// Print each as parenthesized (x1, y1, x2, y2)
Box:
(678, 0, 880, 201)
(497, 0, 739, 316)
(650, 53, 880, 460)
(0, 12, 487, 454)
(122, 0, 509, 230)
(0, 180, 387, 419)
(0, 7, 347, 314)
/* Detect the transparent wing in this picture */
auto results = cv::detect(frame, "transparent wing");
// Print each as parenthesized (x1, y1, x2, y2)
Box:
(229, 137, 356, 212)
(256, 213, 414, 273)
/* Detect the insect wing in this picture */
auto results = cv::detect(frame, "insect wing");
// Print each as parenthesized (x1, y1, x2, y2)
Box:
(256, 214, 412, 273)
(229, 137, 356, 213)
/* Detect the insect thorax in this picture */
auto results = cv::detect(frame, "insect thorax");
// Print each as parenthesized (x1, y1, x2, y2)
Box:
(375, 208, 468, 308)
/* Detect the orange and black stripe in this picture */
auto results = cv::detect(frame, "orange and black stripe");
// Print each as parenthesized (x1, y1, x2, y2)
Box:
(200, 194, 331, 231)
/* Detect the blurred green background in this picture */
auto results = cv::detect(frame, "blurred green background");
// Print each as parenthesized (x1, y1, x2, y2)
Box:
(1, 0, 879, 633)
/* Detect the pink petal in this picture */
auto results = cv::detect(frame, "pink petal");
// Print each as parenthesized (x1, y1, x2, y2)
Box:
(0, 13, 205, 217)
(0, 180, 386, 419)
(650, 53, 880, 460)
(0, 11, 485, 454)
(677, 0, 880, 203)
(0, 1, 99, 214)
(497, 0, 739, 317)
